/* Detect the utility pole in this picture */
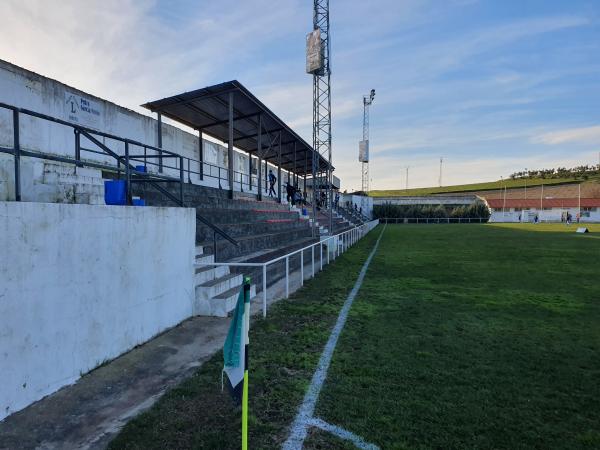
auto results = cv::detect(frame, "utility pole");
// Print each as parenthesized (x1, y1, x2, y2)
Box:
(360, 89, 375, 193)
(307, 0, 333, 235)
(439, 157, 443, 187)
(405, 166, 409, 191)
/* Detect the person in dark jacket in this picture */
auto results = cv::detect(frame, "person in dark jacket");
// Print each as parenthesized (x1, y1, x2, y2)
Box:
(268, 170, 277, 197)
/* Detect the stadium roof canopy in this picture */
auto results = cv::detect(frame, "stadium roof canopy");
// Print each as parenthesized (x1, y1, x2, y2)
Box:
(142, 80, 329, 179)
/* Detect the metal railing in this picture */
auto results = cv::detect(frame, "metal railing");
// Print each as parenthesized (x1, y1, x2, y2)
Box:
(196, 220, 380, 318)
(0, 102, 186, 204)
(0, 102, 239, 257)
(379, 217, 489, 224)
(337, 206, 370, 224)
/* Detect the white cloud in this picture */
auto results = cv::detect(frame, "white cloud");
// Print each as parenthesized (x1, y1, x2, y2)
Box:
(532, 125, 600, 145)
(0, 0, 303, 114)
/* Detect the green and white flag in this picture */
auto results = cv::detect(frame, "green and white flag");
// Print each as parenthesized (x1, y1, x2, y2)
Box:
(223, 279, 250, 403)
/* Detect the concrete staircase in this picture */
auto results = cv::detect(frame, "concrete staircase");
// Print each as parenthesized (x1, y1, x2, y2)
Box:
(138, 182, 318, 317)
(310, 208, 353, 235)
(336, 206, 365, 226)
(193, 245, 257, 317)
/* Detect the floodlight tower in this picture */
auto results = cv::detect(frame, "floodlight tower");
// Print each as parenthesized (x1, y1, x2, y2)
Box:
(306, 0, 333, 234)
(360, 89, 375, 193)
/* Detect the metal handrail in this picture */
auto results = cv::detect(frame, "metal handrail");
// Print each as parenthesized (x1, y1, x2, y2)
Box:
(195, 219, 380, 317)
(0, 101, 239, 257)
(337, 206, 370, 224)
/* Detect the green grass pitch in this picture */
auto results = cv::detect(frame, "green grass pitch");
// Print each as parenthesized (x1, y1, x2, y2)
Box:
(109, 224, 600, 449)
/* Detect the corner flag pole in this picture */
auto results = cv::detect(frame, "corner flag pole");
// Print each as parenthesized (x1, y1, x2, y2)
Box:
(242, 277, 251, 450)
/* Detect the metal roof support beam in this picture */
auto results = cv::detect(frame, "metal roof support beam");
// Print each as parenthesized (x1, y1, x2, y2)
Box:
(248, 151, 252, 191)
(293, 141, 297, 186)
(233, 127, 284, 143)
(199, 129, 204, 180)
(304, 147, 308, 196)
(228, 91, 234, 198)
(277, 131, 282, 203)
(157, 112, 163, 173)
(248, 137, 301, 169)
(201, 112, 259, 129)
(257, 114, 262, 201)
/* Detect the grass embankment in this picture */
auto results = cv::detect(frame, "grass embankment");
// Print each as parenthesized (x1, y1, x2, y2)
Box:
(313, 224, 600, 449)
(111, 223, 600, 449)
(369, 177, 590, 197)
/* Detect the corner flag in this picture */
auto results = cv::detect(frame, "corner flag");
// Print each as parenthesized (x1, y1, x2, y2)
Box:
(223, 277, 251, 449)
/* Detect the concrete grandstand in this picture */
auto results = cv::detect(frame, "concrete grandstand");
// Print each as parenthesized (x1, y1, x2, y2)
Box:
(0, 59, 374, 423)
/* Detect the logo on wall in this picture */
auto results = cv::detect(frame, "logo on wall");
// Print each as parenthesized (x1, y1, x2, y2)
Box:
(64, 92, 102, 128)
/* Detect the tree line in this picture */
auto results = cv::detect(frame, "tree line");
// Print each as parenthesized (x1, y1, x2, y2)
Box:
(509, 164, 600, 180)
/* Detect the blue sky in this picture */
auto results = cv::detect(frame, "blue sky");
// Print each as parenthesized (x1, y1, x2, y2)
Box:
(1, 0, 599, 190)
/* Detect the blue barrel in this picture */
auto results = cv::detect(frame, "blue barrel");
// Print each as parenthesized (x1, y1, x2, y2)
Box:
(104, 180, 126, 205)
(132, 198, 145, 206)
(135, 165, 147, 173)
(302, 208, 308, 215)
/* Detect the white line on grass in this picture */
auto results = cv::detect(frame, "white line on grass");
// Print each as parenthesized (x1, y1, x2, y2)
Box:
(307, 418, 380, 450)
(282, 225, 386, 450)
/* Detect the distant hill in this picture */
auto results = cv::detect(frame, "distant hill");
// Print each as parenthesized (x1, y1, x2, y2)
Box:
(369, 176, 600, 197)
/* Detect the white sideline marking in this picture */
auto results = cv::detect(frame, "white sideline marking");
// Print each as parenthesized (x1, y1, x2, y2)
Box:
(308, 417, 381, 450)
(282, 225, 386, 450)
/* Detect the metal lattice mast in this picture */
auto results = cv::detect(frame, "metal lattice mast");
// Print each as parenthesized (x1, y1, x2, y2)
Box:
(360, 89, 375, 194)
(311, 0, 333, 234)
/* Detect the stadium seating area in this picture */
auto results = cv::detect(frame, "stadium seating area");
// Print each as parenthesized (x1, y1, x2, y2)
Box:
(138, 181, 357, 315)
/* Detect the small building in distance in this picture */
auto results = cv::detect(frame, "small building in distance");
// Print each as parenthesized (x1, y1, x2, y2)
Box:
(484, 182, 600, 222)
(370, 181, 600, 223)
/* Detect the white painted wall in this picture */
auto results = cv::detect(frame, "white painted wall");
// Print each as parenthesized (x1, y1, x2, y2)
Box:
(490, 208, 600, 223)
(0, 60, 298, 197)
(0, 201, 195, 421)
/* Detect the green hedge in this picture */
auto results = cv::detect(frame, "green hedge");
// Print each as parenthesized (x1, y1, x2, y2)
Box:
(373, 202, 490, 219)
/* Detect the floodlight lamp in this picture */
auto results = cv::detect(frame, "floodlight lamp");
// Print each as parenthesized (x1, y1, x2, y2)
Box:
(370, 89, 375, 100)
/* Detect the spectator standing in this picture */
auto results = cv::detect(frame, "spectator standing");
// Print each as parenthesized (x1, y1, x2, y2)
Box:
(268, 170, 277, 197)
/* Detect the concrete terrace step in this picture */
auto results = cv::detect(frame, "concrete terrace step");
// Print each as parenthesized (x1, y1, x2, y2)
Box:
(227, 237, 322, 293)
(196, 254, 214, 265)
(195, 273, 243, 301)
(196, 226, 311, 245)
(199, 227, 315, 261)
(195, 264, 229, 284)
(192, 198, 291, 212)
(195, 220, 310, 242)
(204, 284, 257, 318)
(195, 208, 299, 223)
